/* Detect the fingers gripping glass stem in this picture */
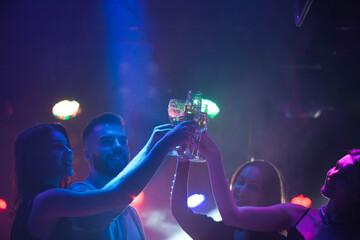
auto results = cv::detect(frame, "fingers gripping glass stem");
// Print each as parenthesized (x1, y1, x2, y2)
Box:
(167, 91, 209, 162)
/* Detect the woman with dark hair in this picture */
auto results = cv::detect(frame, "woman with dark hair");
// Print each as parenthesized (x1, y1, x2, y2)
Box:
(202, 132, 360, 240)
(11, 123, 74, 240)
(171, 147, 286, 239)
(229, 160, 286, 207)
(11, 121, 196, 240)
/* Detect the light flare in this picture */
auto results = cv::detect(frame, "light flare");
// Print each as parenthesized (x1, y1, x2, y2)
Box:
(0, 198, 7, 210)
(52, 100, 80, 120)
(291, 194, 312, 208)
(187, 193, 205, 208)
(131, 191, 144, 206)
(202, 99, 220, 118)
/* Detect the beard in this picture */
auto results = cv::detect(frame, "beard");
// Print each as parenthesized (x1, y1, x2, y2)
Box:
(92, 153, 129, 177)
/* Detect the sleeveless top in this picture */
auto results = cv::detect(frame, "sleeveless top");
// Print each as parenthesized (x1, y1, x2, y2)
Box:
(287, 208, 360, 240)
(286, 208, 311, 240)
(10, 198, 72, 240)
(11, 199, 39, 240)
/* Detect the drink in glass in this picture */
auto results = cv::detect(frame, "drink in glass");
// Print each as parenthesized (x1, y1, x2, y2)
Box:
(188, 104, 208, 163)
(168, 99, 186, 156)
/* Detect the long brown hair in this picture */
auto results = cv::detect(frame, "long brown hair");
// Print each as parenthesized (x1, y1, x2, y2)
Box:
(229, 159, 286, 206)
(12, 123, 71, 212)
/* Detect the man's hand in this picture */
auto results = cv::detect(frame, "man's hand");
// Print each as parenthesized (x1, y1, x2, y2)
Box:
(146, 124, 173, 152)
(145, 121, 196, 153)
(163, 120, 196, 148)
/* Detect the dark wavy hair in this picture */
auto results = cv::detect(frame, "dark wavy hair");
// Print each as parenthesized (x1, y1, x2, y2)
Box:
(229, 159, 286, 206)
(13, 123, 71, 207)
(82, 113, 125, 145)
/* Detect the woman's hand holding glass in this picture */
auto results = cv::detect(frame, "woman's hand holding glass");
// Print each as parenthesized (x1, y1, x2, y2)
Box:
(164, 120, 197, 149)
(167, 90, 209, 162)
(187, 104, 208, 162)
(198, 131, 222, 162)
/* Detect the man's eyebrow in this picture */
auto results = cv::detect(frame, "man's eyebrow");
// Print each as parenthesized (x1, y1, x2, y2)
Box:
(117, 136, 127, 139)
(53, 140, 68, 143)
(100, 135, 127, 139)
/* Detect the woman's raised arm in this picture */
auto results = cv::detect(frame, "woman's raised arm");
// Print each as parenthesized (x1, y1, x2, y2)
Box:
(201, 132, 304, 232)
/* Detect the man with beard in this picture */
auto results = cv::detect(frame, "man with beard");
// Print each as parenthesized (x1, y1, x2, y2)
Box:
(67, 113, 182, 239)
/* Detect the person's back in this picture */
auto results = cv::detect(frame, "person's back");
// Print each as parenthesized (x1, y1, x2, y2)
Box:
(11, 199, 39, 240)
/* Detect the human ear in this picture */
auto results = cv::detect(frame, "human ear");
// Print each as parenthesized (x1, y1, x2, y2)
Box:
(84, 148, 91, 162)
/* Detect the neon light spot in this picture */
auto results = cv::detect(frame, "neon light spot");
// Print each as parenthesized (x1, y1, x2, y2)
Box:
(0, 199, 7, 210)
(291, 194, 312, 208)
(131, 191, 144, 206)
(52, 100, 80, 120)
(202, 99, 220, 118)
(187, 194, 205, 208)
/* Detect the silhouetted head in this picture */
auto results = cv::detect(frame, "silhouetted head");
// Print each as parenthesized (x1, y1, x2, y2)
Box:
(321, 149, 360, 208)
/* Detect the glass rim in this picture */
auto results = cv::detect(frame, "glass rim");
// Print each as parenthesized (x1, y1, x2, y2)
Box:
(169, 98, 185, 102)
(187, 90, 203, 95)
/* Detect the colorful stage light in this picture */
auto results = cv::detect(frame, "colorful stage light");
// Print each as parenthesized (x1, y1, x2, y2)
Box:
(0, 198, 7, 210)
(131, 191, 144, 206)
(202, 99, 220, 118)
(52, 100, 80, 120)
(291, 194, 312, 208)
(187, 193, 205, 208)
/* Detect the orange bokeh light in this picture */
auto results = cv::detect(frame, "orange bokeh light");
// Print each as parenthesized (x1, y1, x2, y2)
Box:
(291, 194, 312, 208)
(0, 198, 7, 210)
(130, 192, 144, 206)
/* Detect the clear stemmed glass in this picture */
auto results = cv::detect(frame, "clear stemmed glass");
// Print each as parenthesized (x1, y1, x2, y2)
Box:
(183, 90, 203, 160)
(167, 99, 186, 156)
(188, 104, 208, 163)
(184, 90, 203, 122)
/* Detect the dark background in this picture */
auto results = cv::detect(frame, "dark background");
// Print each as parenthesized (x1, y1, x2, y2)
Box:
(1, 0, 360, 239)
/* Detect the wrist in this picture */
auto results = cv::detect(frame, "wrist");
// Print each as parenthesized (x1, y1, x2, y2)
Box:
(156, 134, 174, 152)
(177, 155, 190, 163)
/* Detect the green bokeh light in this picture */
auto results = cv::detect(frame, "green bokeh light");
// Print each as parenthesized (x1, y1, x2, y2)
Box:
(52, 100, 80, 120)
(203, 99, 220, 118)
